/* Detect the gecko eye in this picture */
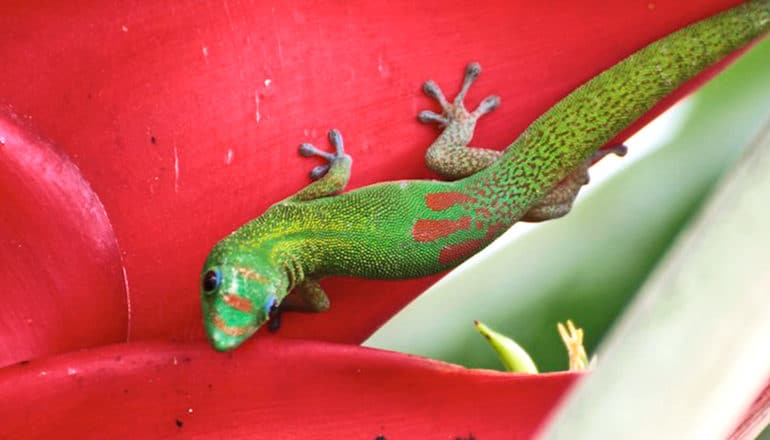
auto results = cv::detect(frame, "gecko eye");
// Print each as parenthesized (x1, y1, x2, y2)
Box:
(202, 269, 221, 293)
(264, 294, 277, 316)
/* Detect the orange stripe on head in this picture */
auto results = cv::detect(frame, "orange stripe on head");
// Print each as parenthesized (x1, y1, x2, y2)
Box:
(412, 216, 472, 242)
(235, 267, 269, 283)
(425, 192, 476, 211)
(213, 316, 253, 337)
(222, 293, 254, 313)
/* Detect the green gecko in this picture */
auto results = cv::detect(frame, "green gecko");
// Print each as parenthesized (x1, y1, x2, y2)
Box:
(201, 1, 770, 351)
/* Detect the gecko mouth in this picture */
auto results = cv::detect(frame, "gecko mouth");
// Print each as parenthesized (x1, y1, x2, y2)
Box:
(206, 315, 258, 351)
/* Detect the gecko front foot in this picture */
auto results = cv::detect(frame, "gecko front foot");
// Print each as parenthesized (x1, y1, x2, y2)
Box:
(418, 62, 500, 137)
(299, 129, 350, 180)
(290, 129, 353, 202)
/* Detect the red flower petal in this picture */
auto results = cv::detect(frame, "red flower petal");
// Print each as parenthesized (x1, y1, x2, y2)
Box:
(0, 112, 126, 367)
(0, 0, 750, 354)
(0, 340, 578, 438)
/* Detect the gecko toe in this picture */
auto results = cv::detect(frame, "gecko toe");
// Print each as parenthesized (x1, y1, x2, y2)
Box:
(612, 144, 629, 157)
(299, 143, 319, 157)
(418, 110, 449, 126)
(299, 142, 336, 161)
(474, 95, 501, 116)
(422, 80, 450, 110)
(310, 164, 331, 180)
(464, 62, 482, 81)
(267, 310, 282, 332)
(423, 80, 441, 98)
(328, 129, 345, 156)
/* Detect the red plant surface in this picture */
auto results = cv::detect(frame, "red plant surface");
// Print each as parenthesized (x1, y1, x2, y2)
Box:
(0, 0, 761, 437)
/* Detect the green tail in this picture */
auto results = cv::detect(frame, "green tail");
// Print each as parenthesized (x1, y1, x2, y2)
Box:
(468, 0, 770, 225)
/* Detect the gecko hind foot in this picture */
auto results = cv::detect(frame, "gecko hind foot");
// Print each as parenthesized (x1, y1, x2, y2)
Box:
(522, 144, 629, 222)
(299, 129, 349, 180)
(417, 62, 500, 128)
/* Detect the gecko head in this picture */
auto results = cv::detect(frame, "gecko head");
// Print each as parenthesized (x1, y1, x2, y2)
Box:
(200, 246, 283, 351)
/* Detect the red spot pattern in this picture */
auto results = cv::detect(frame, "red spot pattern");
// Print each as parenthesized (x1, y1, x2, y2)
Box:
(438, 222, 508, 265)
(425, 192, 476, 211)
(475, 207, 492, 218)
(222, 294, 254, 313)
(485, 223, 506, 239)
(438, 239, 485, 265)
(412, 217, 472, 242)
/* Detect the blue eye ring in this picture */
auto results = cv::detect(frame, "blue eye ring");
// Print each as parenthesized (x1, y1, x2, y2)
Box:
(202, 269, 221, 294)
(264, 294, 277, 316)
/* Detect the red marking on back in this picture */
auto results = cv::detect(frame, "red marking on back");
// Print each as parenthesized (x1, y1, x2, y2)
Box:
(222, 293, 254, 313)
(439, 239, 485, 265)
(412, 217, 471, 242)
(438, 222, 509, 265)
(475, 207, 492, 218)
(484, 222, 506, 240)
(425, 192, 476, 211)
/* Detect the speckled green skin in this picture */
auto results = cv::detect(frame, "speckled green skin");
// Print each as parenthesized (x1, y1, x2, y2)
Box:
(202, 1, 770, 351)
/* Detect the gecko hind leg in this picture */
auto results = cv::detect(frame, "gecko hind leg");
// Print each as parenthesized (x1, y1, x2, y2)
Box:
(289, 129, 353, 202)
(522, 145, 628, 222)
(418, 62, 503, 180)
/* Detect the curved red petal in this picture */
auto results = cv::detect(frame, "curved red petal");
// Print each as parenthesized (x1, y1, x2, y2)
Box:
(0, 111, 127, 367)
(0, 340, 579, 438)
(0, 0, 748, 348)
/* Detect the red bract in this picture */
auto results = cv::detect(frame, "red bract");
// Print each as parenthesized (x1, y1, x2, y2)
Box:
(0, 0, 759, 437)
(0, 114, 127, 367)
(0, 340, 578, 438)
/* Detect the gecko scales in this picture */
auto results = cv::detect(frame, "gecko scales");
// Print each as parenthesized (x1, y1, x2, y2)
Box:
(201, 1, 770, 351)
